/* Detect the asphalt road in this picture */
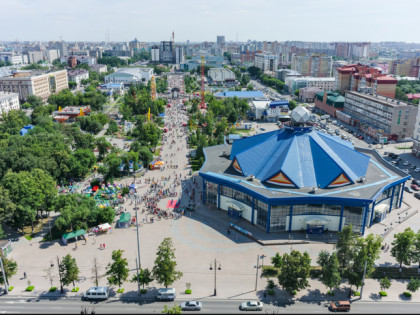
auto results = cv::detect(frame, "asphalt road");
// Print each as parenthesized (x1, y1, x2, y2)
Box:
(0, 297, 419, 314)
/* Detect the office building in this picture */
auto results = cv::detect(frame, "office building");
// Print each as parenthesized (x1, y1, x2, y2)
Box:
(27, 51, 44, 64)
(208, 68, 236, 84)
(89, 64, 107, 73)
(299, 87, 323, 103)
(0, 52, 28, 65)
(291, 54, 332, 77)
(0, 92, 20, 117)
(160, 41, 174, 63)
(284, 77, 335, 94)
(67, 69, 89, 88)
(151, 45, 160, 62)
(0, 69, 68, 102)
(275, 69, 302, 82)
(129, 38, 141, 51)
(217, 36, 225, 48)
(343, 91, 417, 141)
(314, 91, 345, 117)
(46, 49, 60, 63)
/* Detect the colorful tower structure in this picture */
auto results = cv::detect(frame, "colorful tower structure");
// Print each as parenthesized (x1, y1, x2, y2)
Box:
(151, 75, 157, 101)
(199, 55, 206, 109)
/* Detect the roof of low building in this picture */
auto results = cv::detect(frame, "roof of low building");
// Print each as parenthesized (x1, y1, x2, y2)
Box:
(215, 91, 265, 98)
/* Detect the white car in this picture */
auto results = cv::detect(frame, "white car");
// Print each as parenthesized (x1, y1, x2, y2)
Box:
(180, 301, 202, 311)
(240, 301, 264, 311)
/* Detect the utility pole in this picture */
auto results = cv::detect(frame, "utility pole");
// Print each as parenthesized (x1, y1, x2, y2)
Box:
(57, 255, 63, 293)
(0, 255, 9, 294)
(130, 189, 141, 269)
(135, 258, 140, 295)
(255, 255, 260, 291)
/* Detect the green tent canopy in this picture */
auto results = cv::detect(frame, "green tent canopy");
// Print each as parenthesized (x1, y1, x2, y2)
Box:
(118, 212, 131, 228)
(62, 229, 87, 245)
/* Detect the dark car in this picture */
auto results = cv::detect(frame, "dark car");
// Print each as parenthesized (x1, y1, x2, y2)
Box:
(358, 136, 364, 140)
(411, 184, 419, 191)
(415, 193, 420, 200)
(412, 179, 420, 186)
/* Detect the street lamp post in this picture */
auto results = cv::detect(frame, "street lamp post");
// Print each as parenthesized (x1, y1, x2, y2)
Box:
(289, 235, 294, 252)
(209, 259, 221, 296)
(130, 188, 141, 269)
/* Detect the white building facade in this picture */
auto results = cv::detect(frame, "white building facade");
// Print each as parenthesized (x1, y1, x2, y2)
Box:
(0, 92, 20, 117)
(68, 69, 89, 87)
(254, 53, 278, 72)
(284, 76, 335, 93)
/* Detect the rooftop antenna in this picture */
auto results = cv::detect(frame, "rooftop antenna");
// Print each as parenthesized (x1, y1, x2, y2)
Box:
(107, 29, 110, 45)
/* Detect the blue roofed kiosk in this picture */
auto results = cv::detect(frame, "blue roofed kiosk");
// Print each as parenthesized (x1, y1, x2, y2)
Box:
(199, 106, 409, 235)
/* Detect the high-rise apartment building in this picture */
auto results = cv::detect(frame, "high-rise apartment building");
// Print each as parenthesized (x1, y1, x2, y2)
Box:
(151, 45, 160, 63)
(335, 64, 397, 98)
(129, 38, 141, 51)
(217, 36, 225, 48)
(332, 42, 371, 58)
(254, 53, 278, 72)
(291, 54, 332, 77)
(159, 41, 174, 63)
(388, 58, 420, 77)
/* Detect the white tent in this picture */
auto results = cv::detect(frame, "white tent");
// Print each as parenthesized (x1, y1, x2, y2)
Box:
(98, 223, 111, 231)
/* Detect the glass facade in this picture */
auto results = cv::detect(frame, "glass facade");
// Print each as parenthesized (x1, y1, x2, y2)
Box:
(255, 199, 269, 229)
(202, 178, 402, 235)
(270, 205, 290, 231)
(204, 180, 218, 207)
(343, 206, 363, 233)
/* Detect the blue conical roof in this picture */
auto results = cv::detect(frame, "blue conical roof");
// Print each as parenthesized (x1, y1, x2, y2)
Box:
(230, 127, 370, 189)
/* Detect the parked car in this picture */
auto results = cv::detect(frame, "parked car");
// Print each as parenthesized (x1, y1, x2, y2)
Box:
(405, 186, 414, 193)
(416, 168, 420, 173)
(358, 136, 364, 140)
(329, 301, 351, 312)
(415, 193, 420, 200)
(180, 301, 202, 311)
(82, 287, 109, 300)
(411, 165, 417, 169)
(412, 179, 420, 186)
(240, 301, 264, 311)
(411, 184, 419, 191)
(384, 152, 389, 156)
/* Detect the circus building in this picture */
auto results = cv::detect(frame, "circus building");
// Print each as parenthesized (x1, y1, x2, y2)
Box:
(199, 107, 409, 235)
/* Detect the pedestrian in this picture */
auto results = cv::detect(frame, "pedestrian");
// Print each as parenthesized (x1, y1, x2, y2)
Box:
(23, 272, 27, 279)
(103, 243, 105, 249)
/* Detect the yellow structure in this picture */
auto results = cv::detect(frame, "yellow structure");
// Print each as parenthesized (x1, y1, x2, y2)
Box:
(148, 107, 151, 121)
(151, 76, 157, 101)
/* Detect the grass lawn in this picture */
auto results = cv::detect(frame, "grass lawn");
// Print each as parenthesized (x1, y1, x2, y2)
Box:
(22, 217, 52, 240)
(153, 147, 161, 157)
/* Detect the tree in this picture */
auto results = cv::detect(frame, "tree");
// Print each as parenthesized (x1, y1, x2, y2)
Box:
(153, 237, 183, 288)
(26, 95, 43, 108)
(277, 250, 311, 294)
(317, 251, 341, 293)
(0, 186, 16, 234)
(412, 230, 420, 269)
(294, 89, 300, 97)
(92, 257, 101, 287)
(246, 84, 254, 91)
(107, 120, 119, 135)
(271, 253, 283, 269)
(131, 268, 154, 290)
(162, 304, 182, 314)
(335, 224, 357, 269)
(391, 228, 415, 270)
(96, 137, 111, 161)
(44, 266, 55, 287)
(380, 277, 391, 292)
(106, 250, 129, 288)
(59, 254, 79, 288)
(68, 81, 77, 89)
(0, 254, 18, 286)
(407, 278, 420, 293)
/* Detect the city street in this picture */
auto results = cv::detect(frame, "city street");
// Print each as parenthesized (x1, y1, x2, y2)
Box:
(0, 296, 419, 314)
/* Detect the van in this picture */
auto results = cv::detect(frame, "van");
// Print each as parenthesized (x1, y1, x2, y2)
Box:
(329, 301, 350, 312)
(156, 288, 176, 301)
(83, 287, 109, 300)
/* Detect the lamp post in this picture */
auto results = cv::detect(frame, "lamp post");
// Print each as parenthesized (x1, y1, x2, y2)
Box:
(255, 255, 265, 291)
(289, 235, 294, 252)
(209, 259, 221, 296)
(130, 188, 142, 269)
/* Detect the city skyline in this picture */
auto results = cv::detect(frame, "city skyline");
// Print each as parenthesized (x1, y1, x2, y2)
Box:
(2, 0, 420, 43)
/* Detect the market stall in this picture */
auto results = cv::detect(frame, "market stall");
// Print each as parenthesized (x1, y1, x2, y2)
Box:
(62, 229, 87, 245)
(117, 212, 131, 228)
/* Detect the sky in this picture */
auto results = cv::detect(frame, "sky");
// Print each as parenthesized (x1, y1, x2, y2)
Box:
(2, 0, 420, 43)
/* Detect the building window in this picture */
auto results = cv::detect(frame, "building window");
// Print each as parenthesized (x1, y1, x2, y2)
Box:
(204, 180, 217, 207)
(270, 205, 290, 231)
(255, 199, 268, 229)
(343, 206, 363, 233)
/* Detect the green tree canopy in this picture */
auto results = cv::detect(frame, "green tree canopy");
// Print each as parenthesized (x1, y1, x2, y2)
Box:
(153, 237, 183, 288)
(277, 250, 311, 294)
(106, 249, 129, 288)
(0, 253, 18, 286)
(59, 254, 80, 288)
(391, 228, 416, 269)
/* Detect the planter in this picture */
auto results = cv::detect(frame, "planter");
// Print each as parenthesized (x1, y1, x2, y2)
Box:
(353, 291, 360, 296)
(49, 287, 57, 292)
(117, 288, 124, 293)
(25, 286, 34, 291)
(72, 287, 79, 292)
(185, 289, 192, 294)
(379, 291, 387, 296)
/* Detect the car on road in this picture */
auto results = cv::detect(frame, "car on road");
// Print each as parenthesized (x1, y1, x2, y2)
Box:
(405, 186, 414, 193)
(329, 301, 351, 312)
(180, 301, 202, 311)
(240, 301, 264, 311)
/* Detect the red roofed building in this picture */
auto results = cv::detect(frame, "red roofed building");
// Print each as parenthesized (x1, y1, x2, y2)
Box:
(335, 63, 397, 98)
(408, 93, 420, 100)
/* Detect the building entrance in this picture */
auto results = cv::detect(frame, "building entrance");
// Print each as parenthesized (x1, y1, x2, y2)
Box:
(307, 224, 324, 234)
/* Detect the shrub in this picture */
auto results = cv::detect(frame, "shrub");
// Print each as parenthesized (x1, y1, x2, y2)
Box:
(121, 187, 130, 196)
(185, 289, 192, 294)
(25, 286, 35, 291)
(49, 287, 57, 292)
(379, 291, 387, 296)
(117, 288, 124, 293)
(72, 287, 79, 292)
(327, 290, 335, 296)
(8, 286, 14, 291)
(140, 289, 147, 294)
(291, 290, 297, 295)
(404, 292, 412, 298)
(353, 291, 360, 296)
(267, 289, 275, 296)
(267, 279, 276, 289)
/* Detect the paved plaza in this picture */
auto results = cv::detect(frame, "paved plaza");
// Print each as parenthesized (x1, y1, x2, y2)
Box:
(3, 88, 420, 305)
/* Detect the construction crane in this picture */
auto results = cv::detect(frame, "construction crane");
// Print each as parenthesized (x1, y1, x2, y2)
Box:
(172, 30, 175, 64)
(199, 55, 206, 109)
(151, 75, 157, 101)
